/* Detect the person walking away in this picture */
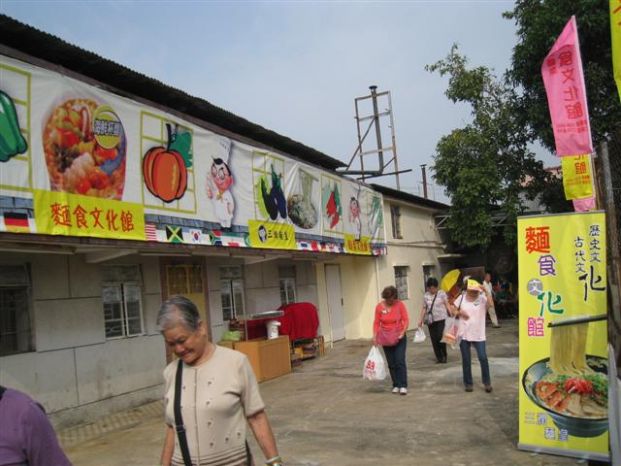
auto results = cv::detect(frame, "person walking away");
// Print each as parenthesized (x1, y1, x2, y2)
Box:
(418, 277, 451, 363)
(450, 279, 494, 393)
(0, 386, 72, 466)
(373, 286, 410, 395)
(158, 296, 284, 466)
(483, 271, 500, 328)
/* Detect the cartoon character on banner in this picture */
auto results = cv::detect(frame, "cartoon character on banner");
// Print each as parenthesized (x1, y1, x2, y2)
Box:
(206, 137, 235, 229)
(349, 186, 362, 240)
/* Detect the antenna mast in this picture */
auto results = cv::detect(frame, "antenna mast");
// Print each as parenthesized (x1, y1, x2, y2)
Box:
(338, 85, 411, 189)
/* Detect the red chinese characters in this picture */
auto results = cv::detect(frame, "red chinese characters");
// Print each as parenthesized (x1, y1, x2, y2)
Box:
(527, 317, 545, 337)
(525, 226, 551, 254)
(49, 202, 135, 233)
(346, 238, 369, 253)
(541, 16, 593, 155)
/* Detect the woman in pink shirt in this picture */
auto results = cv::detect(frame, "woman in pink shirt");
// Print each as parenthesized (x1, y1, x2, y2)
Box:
(450, 279, 494, 393)
(373, 286, 410, 395)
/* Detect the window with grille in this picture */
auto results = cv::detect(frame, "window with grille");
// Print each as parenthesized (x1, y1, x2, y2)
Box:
(220, 267, 244, 321)
(394, 266, 409, 300)
(390, 205, 402, 239)
(279, 266, 297, 305)
(102, 266, 144, 339)
(0, 265, 33, 356)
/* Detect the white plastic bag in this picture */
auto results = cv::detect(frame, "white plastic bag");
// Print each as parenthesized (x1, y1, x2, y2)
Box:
(362, 346, 387, 381)
(413, 327, 426, 343)
(441, 317, 462, 349)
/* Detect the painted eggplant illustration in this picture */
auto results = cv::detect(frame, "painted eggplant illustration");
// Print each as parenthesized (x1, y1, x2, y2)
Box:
(260, 164, 287, 220)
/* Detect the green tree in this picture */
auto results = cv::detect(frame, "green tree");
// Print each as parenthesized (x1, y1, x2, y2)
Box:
(505, 0, 620, 151)
(427, 45, 548, 249)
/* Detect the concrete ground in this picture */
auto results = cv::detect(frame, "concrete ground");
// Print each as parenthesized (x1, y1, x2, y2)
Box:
(61, 318, 590, 466)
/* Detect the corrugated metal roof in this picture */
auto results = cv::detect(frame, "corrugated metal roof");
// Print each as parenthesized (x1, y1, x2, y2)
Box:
(0, 14, 346, 170)
(371, 184, 450, 210)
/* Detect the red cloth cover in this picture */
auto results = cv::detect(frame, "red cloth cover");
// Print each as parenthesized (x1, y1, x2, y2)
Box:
(277, 302, 319, 341)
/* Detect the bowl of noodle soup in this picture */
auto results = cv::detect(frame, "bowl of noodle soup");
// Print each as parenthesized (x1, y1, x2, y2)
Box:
(522, 321, 608, 439)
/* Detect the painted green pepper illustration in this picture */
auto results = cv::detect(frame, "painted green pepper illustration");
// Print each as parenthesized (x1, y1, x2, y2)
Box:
(0, 90, 28, 162)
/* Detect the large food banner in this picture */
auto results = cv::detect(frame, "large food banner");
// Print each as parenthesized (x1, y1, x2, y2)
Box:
(517, 212, 609, 461)
(0, 54, 386, 254)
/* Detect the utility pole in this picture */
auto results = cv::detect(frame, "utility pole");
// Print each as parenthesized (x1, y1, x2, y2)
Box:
(420, 164, 428, 199)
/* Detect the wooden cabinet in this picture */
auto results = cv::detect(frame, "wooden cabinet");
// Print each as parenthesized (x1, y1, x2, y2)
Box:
(234, 336, 291, 382)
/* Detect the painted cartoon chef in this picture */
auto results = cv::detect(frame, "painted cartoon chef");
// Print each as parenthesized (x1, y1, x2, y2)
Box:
(206, 137, 235, 228)
(349, 195, 362, 240)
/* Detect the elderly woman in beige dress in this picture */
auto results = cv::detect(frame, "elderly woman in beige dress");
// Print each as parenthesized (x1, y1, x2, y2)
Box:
(158, 296, 283, 466)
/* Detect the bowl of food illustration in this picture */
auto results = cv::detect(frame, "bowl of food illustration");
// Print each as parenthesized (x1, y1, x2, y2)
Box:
(42, 98, 126, 199)
(522, 355, 608, 438)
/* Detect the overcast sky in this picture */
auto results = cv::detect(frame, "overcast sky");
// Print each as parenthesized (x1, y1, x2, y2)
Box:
(1, 0, 557, 202)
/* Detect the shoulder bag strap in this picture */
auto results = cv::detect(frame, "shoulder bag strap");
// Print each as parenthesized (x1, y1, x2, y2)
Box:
(174, 359, 193, 466)
(426, 294, 438, 320)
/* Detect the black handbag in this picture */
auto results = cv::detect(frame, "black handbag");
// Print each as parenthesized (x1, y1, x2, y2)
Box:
(174, 359, 193, 466)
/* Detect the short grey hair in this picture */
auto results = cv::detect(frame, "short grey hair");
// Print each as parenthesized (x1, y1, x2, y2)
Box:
(157, 295, 201, 332)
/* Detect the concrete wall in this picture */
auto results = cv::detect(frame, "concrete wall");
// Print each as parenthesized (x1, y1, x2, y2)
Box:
(376, 198, 446, 333)
(0, 195, 443, 425)
(318, 197, 447, 341)
(314, 256, 379, 343)
(205, 258, 319, 343)
(0, 252, 165, 427)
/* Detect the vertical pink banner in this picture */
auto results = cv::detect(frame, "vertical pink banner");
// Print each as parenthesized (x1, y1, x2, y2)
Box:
(541, 16, 593, 156)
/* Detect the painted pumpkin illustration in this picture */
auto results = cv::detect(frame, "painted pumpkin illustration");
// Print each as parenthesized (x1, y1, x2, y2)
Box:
(142, 123, 191, 203)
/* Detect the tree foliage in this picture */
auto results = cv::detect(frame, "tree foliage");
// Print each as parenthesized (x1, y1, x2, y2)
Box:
(427, 45, 548, 249)
(505, 0, 620, 151)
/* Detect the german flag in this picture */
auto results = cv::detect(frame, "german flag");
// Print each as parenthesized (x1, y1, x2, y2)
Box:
(3, 212, 30, 233)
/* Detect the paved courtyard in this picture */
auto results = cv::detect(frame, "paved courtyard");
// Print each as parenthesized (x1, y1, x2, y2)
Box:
(61, 318, 587, 465)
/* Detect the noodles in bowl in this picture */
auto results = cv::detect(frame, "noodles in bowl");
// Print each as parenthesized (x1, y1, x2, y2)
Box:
(522, 320, 608, 438)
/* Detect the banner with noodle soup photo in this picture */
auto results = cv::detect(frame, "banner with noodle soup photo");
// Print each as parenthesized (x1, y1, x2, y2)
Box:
(517, 212, 608, 461)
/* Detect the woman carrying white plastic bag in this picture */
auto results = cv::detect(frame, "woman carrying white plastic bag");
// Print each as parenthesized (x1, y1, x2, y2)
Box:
(362, 346, 387, 381)
(412, 327, 426, 343)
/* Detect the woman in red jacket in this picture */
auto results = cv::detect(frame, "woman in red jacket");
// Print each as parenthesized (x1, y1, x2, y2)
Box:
(373, 286, 410, 395)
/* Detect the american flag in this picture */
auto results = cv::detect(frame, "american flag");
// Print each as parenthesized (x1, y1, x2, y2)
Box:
(145, 223, 158, 242)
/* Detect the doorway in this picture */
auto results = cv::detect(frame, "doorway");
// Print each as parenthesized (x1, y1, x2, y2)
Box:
(162, 259, 208, 362)
(325, 264, 345, 341)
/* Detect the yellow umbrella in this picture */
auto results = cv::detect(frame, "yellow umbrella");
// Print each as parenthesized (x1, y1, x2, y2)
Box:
(440, 269, 461, 293)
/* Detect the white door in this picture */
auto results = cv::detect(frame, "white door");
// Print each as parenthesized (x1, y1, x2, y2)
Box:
(325, 264, 345, 341)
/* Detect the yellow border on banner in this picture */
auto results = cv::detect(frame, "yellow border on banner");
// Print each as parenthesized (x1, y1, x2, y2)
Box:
(517, 212, 609, 460)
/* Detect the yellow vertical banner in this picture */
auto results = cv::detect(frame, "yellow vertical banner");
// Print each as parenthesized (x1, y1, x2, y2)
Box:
(611, 1, 621, 101)
(561, 154, 594, 200)
(517, 212, 609, 461)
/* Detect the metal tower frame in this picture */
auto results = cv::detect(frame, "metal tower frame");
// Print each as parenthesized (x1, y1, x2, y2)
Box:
(338, 85, 411, 189)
